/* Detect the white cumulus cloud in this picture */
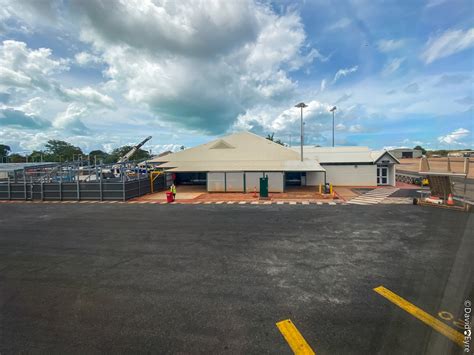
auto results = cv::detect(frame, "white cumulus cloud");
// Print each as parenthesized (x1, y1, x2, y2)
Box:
(0, 40, 114, 109)
(437, 128, 470, 145)
(53, 103, 89, 134)
(71, 0, 318, 134)
(58, 86, 115, 109)
(0, 40, 68, 92)
(74, 51, 102, 66)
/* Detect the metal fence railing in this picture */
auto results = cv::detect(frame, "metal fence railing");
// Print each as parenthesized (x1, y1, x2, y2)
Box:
(0, 175, 166, 201)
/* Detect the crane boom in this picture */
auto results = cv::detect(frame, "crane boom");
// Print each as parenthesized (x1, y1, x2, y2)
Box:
(117, 136, 152, 163)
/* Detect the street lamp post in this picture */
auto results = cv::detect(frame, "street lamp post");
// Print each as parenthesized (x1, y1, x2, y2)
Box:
(329, 106, 337, 147)
(295, 102, 308, 161)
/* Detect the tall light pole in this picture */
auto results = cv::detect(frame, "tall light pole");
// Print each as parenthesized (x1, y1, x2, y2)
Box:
(295, 102, 308, 161)
(329, 106, 337, 147)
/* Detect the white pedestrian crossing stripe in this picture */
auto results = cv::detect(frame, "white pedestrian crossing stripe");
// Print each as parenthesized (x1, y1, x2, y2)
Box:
(347, 188, 399, 205)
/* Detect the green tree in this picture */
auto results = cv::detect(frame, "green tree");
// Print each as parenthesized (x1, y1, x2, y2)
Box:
(109, 145, 151, 163)
(28, 150, 48, 162)
(89, 150, 110, 164)
(44, 140, 83, 162)
(413, 145, 427, 155)
(266, 132, 285, 146)
(0, 144, 11, 162)
(8, 153, 26, 163)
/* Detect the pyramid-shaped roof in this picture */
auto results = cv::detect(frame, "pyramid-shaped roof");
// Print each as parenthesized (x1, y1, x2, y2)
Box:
(149, 131, 324, 172)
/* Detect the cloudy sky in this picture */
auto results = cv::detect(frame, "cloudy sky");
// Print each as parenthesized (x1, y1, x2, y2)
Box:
(0, 0, 473, 154)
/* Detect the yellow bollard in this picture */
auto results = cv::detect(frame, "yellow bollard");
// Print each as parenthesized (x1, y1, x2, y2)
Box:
(329, 184, 333, 194)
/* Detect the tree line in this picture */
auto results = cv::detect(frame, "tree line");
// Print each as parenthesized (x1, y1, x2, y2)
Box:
(0, 140, 152, 164)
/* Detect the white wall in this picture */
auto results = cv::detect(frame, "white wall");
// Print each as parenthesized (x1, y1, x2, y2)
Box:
(322, 164, 377, 186)
(306, 172, 325, 186)
(226, 172, 244, 192)
(208, 171, 285, 192)
(388, 165, 396, 186)
(207, 172, 225, 192)
(245, 172, 264, 192)
(265, 172, 284, 192)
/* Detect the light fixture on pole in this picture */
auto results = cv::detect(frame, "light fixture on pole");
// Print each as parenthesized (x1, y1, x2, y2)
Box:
(329, 106, 337, 147)
(295, 102, 308, 161)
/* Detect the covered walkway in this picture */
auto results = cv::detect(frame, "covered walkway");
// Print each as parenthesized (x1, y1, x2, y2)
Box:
(131, 184, 330, 203)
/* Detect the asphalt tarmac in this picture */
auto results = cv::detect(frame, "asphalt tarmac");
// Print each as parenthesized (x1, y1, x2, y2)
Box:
(0, 203, 472, 354)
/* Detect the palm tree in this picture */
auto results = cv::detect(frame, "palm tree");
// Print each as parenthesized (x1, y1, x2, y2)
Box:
(266, 132, 285, 146)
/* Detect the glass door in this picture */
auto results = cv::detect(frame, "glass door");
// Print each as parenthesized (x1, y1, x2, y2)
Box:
(377, 166, 388, 185)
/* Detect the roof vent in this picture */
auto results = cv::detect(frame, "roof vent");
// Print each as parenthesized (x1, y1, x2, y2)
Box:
(210, 140, 235, 149)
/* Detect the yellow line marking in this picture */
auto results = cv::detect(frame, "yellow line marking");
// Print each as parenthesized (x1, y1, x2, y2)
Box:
(276, 319, 316, 355)
(374, 286, 464, 347)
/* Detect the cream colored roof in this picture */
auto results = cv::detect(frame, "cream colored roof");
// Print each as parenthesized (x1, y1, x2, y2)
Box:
(300, 146, 371, 152)
(293, 146, 399, 164)
(150, 131, 325, 172)
(151, 131, 301, 163)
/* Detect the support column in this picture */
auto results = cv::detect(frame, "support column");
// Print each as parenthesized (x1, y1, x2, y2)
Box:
(23, 169, 27, 200)
(76, 177, 80, 201)
(99, 171, 103, 201)
(7, 175, 11, 200)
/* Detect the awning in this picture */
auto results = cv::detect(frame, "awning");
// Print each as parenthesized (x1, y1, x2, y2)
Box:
(160, 160, 325, 172)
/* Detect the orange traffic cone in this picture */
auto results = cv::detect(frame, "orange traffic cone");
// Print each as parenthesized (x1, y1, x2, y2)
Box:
(447, 194, 454, 206)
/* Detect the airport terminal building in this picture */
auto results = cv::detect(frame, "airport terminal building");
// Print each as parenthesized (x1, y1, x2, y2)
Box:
(149, 131, 399, 192)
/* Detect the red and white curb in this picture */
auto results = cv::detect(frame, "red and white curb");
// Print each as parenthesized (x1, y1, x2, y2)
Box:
(0, 200, 345, 205)
(0, 199, 411, 205)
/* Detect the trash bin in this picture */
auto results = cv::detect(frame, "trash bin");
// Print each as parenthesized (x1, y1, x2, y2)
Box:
(166, 191, 174, 203)
(259, 176, 268, 198)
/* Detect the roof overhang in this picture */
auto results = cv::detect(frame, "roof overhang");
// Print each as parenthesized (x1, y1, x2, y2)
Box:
(374, 151, 400, 164)
(160, 160, 325, 172)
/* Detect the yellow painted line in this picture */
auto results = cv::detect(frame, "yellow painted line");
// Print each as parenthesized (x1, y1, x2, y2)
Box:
(374, 286, 464, 347)
(276, 319, 315, 355)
